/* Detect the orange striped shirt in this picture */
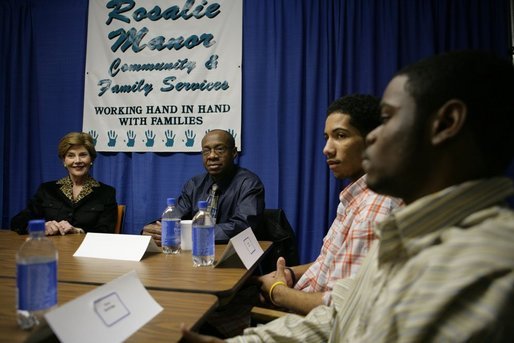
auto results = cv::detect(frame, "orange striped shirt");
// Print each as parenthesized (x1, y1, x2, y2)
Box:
(295, 174, 403, 305)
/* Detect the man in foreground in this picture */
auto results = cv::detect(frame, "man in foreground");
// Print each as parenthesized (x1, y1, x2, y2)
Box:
(183, 51, 514, 342)
(143, 129, 265, 243)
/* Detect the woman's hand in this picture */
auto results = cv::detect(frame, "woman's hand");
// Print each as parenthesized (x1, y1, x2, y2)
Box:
(45, 220, 61, 236)
(45, 220, 83, 235)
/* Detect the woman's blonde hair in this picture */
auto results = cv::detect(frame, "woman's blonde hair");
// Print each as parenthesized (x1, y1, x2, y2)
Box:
(58, 132, 97, 161)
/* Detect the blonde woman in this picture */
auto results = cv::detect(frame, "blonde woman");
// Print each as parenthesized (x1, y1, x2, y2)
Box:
(11, 132, 117, 235)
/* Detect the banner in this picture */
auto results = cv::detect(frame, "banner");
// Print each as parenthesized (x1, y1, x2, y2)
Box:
(82, 0, 242, 151)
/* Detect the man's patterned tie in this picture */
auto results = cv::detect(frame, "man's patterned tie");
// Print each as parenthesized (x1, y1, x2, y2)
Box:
(207, 183, 219, 221)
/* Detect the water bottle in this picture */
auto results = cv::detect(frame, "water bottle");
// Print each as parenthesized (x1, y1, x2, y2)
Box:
(161, 197, 181, 254)
(16, 219, 58, 330)
(192, 200, 215, 267)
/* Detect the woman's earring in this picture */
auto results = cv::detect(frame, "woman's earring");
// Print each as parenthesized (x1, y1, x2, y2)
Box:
(90, 162, 94, 166)
(63, 163, 67, 168)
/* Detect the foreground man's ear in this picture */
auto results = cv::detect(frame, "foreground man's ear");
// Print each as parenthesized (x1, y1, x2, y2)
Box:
(430, 99, 467, 146)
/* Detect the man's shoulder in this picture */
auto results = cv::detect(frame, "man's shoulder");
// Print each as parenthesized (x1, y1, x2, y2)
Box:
(429, 206, 514, 269)
(460, 205, 514, 243)
(186, 167, 264, 187)
(233, 166, 262, 181)
(187, 172, 209, 183)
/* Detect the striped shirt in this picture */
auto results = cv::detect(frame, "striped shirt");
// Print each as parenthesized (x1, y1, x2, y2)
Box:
(228, 177, 514, 342)
(295, 174, 403, 305)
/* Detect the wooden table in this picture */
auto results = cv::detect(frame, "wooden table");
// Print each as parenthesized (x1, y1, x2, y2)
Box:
(0, 277, 218, 343)
(0, 230, 271, 297)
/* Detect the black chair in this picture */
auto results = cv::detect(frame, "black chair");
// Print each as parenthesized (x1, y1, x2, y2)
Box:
(254, 208, 299, 274)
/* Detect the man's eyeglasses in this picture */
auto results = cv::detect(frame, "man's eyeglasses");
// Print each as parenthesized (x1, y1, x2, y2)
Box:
(201, 146, 233, 156)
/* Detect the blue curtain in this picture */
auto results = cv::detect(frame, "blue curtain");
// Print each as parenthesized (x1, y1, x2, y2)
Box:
(1, 0, 512, 263)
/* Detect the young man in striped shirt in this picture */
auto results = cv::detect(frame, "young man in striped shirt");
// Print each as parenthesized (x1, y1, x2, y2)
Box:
(257, 94, 403, 315)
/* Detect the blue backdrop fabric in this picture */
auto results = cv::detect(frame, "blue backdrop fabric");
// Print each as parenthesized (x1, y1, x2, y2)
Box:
(1, 0, 512, 263)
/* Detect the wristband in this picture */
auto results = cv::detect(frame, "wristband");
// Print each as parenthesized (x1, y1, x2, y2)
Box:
(286, 267, 296, 287)
(269, 281, 286, 306)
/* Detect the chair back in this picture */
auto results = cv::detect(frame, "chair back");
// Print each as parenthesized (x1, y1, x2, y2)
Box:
(254, 208, 299, 274)
(114, 205, 126, 234)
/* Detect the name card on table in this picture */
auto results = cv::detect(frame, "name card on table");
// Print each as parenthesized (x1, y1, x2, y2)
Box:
(216, 227, 264, 269)
(45, 270, 163, 343)
(74, 233, 161, 261)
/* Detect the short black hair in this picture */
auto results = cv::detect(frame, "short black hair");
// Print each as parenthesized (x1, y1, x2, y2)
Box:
(327, 94, 381, 137)
(203, 129, 236, 148)
(396, 50, 514, 174)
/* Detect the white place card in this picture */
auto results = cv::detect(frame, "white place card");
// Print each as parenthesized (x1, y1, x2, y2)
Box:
(73, 233, 161, 261)
(216, 227, 264, 269)
(45, 270, 163, 343)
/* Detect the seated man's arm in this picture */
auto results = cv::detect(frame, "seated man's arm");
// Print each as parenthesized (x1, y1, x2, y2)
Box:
(227, 299, 335, 342)
(259, 259, 322, 315)
(259, 262, 312, 288)
(182, 303, 335, 343)
(268, 286, 324, 316)
(142, 221, 162, 246)
(142, 179, 195, 245)
(214, 177, 265, 240)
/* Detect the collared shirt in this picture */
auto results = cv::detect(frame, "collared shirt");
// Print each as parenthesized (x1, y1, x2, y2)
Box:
(57, 175, 100, 203)
(295, 175, 403, 305)
(175, 166, 265, 241)
(228, 177, 514, 342)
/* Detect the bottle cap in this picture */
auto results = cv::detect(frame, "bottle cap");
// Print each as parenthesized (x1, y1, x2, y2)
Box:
(198, 200, 208, 209)
(167, 198, 176, 206)
(28, 219, 45, 232)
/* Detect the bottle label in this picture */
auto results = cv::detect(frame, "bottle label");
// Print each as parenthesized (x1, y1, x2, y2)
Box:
(17, 260, 57, 311)
(162, 219, 180, 247)
(192, 226, 215, 256)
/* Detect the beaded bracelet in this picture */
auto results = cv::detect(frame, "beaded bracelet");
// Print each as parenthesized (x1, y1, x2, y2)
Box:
(269, 281, 286, 306)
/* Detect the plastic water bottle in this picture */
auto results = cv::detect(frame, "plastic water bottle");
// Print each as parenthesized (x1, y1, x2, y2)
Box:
(161, 197, 181, 254)
(192, 200, 215, 267)
(16, 219, 58, 330)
